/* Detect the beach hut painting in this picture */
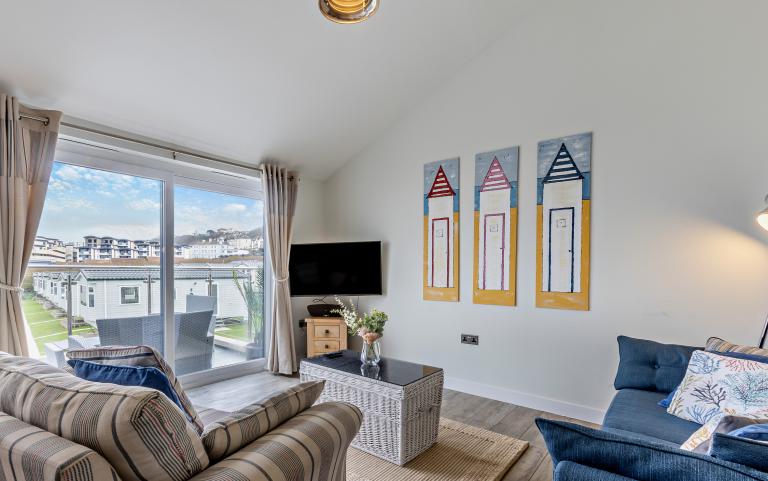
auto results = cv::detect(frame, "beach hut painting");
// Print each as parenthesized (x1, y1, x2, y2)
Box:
(423, 157, 460, 301)
(473, 147, 518, 306)
(536, 132, 592, 310)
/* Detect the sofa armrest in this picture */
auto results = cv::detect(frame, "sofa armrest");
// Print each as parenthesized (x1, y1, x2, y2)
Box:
(0, 412, 121, 481)
(536, 418, 768, 481)
(192, 402, 362, 481)
(555, 461, 639, 481)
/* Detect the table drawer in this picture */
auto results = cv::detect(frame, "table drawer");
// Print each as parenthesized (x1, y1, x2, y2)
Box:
(313, 340, 340, 353)
(314, 324, 341, 339)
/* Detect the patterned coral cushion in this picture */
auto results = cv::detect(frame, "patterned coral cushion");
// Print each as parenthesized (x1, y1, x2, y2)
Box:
(66, 345, 204, 433)
(668, 350, 768, 451)
(0, 352, 209, 481)
(202, 380, 325, 461)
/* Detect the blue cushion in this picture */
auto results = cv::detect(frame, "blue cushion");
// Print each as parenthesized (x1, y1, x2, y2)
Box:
(603, 389, 700, 444)
(658, 387, 678, 408)
(614, 336, 699, 393)
(730, 424, 768, 442)
(68, 359, 183, 412)
(711, 433, 768, 473)
(536, 418, 768, 481)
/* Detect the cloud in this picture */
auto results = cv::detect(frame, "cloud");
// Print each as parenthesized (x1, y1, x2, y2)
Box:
(127, 199, 161, 211)
(55, 165, 84, 181)
(88, 224, 160, 240)
(223, 203, 247, 213)
(63, 198, 96, 209)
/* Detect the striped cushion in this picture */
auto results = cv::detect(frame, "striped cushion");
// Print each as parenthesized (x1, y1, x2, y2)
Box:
(201, 381, 325, 461)
(0, 352, 209, 481)
(0, 412, 120, 481)
(706, 337, 768, 357)
(191, 402, 362, 481)
(66, 345, 204, 433)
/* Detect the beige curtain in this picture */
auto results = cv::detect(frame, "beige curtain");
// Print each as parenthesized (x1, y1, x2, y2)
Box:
(264, 164, 299, 374)
(0, 95, 61, 356)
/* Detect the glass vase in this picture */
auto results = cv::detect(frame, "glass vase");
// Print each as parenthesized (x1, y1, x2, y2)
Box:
(360, 338, 381, 366)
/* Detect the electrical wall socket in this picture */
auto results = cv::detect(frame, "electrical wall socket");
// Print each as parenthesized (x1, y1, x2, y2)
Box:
(461, 334, 479, 345)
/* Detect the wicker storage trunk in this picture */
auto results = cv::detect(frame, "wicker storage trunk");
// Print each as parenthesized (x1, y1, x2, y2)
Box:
(300, 360, 444, 465)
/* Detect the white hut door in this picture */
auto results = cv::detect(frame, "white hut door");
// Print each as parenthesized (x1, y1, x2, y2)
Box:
(482, 213, 505, 290)
(548, 207, 575, 292)
(431, 217, 450, 288)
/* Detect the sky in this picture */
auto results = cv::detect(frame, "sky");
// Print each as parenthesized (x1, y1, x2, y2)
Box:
(38, 162, 263, 243)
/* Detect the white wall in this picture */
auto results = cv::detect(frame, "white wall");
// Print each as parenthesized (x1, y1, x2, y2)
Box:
(322, 0, 768, 422)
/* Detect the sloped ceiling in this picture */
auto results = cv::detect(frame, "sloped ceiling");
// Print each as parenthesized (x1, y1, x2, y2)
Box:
(0, 0, 525, 179)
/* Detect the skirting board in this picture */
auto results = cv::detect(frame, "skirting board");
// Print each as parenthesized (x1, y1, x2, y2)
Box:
(444, 375, 606, 425)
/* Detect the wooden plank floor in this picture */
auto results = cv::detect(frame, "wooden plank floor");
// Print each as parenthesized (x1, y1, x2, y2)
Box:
(187, 372, 599, 481)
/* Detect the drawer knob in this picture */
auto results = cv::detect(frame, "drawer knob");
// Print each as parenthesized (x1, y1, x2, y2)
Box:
(324, 329, 330, 334)
(325, 344, 329, 349)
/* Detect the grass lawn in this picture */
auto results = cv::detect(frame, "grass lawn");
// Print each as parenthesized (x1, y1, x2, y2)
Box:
(215, 321, 249, 341)
(23, 297, 96, 356)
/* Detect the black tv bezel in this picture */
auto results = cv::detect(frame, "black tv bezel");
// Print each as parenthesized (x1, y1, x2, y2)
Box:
(289, 240, 383, 297)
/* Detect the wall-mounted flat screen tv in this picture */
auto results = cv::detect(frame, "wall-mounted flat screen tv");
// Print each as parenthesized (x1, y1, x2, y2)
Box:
(289, 241, 382, 296)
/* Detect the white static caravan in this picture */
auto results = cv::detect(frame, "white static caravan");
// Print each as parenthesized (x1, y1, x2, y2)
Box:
(478, 157, 512, 291)
(541, 144, 584, 293)
(426, 166, 456, 288)
(74, 267, 251, 324)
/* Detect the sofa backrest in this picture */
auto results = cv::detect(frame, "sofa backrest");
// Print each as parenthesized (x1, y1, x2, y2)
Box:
(0, 352, 208, 481)
(614, 336, 699, 393)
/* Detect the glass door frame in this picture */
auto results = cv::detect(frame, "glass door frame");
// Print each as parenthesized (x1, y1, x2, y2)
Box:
(53, 137, 269, 386)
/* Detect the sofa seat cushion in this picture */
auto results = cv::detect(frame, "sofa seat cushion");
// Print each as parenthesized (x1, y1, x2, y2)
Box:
(603, 389, 700, 444)
(201, 381, 325, 462)
(66, 345, 204, 433)
(0, 352, 208, 481)
(614, 336, 699, 393)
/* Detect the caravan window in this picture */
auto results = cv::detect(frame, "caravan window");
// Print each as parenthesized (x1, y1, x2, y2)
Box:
(120, 286, 140, 304)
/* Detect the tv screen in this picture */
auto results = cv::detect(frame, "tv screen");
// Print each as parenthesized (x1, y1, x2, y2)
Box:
(289, 241, 382, 296)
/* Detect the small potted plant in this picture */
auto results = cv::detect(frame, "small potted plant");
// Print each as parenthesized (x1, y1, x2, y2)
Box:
(334, 297, 388, 366)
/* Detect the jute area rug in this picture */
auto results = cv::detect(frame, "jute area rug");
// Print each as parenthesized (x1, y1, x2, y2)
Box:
(346, 418, 528, 481)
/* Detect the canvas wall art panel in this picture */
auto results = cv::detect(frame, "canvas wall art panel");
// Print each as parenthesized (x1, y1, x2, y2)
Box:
(473, 147, 518, 306)
(536, 132, 592, 310)
(423, 157, 460, 301)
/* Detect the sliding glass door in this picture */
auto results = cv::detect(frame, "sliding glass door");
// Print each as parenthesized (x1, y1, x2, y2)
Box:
(22, 140, 265, 380)
(173, 184, 264, 375)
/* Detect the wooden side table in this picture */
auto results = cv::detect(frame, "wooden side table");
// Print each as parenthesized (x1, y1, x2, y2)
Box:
(305, 317, 348, 356)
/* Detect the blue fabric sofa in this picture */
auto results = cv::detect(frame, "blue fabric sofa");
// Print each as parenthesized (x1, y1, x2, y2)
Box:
(537, 336, 768, 481)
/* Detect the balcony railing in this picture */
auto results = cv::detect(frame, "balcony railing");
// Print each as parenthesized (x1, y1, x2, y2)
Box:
(24, 263, 265, 373)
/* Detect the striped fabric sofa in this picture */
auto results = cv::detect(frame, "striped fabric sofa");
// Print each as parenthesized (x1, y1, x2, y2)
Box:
(0, 352, 362, 481)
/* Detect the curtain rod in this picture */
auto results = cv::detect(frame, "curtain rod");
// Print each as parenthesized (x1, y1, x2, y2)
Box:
(19, 112, 50, 126)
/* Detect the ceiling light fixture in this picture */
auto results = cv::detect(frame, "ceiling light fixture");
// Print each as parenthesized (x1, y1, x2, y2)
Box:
(319, 0, 379, 24)
(758, 195, 768, 231)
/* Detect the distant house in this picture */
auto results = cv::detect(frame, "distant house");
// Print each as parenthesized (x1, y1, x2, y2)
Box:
(478, 157, 512, 291)
(426, 166, 456, 288)
(541, 143, 584, 293)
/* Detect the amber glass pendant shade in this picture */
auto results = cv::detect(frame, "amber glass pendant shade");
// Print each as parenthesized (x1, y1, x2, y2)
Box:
(319, 0, 379, 24)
